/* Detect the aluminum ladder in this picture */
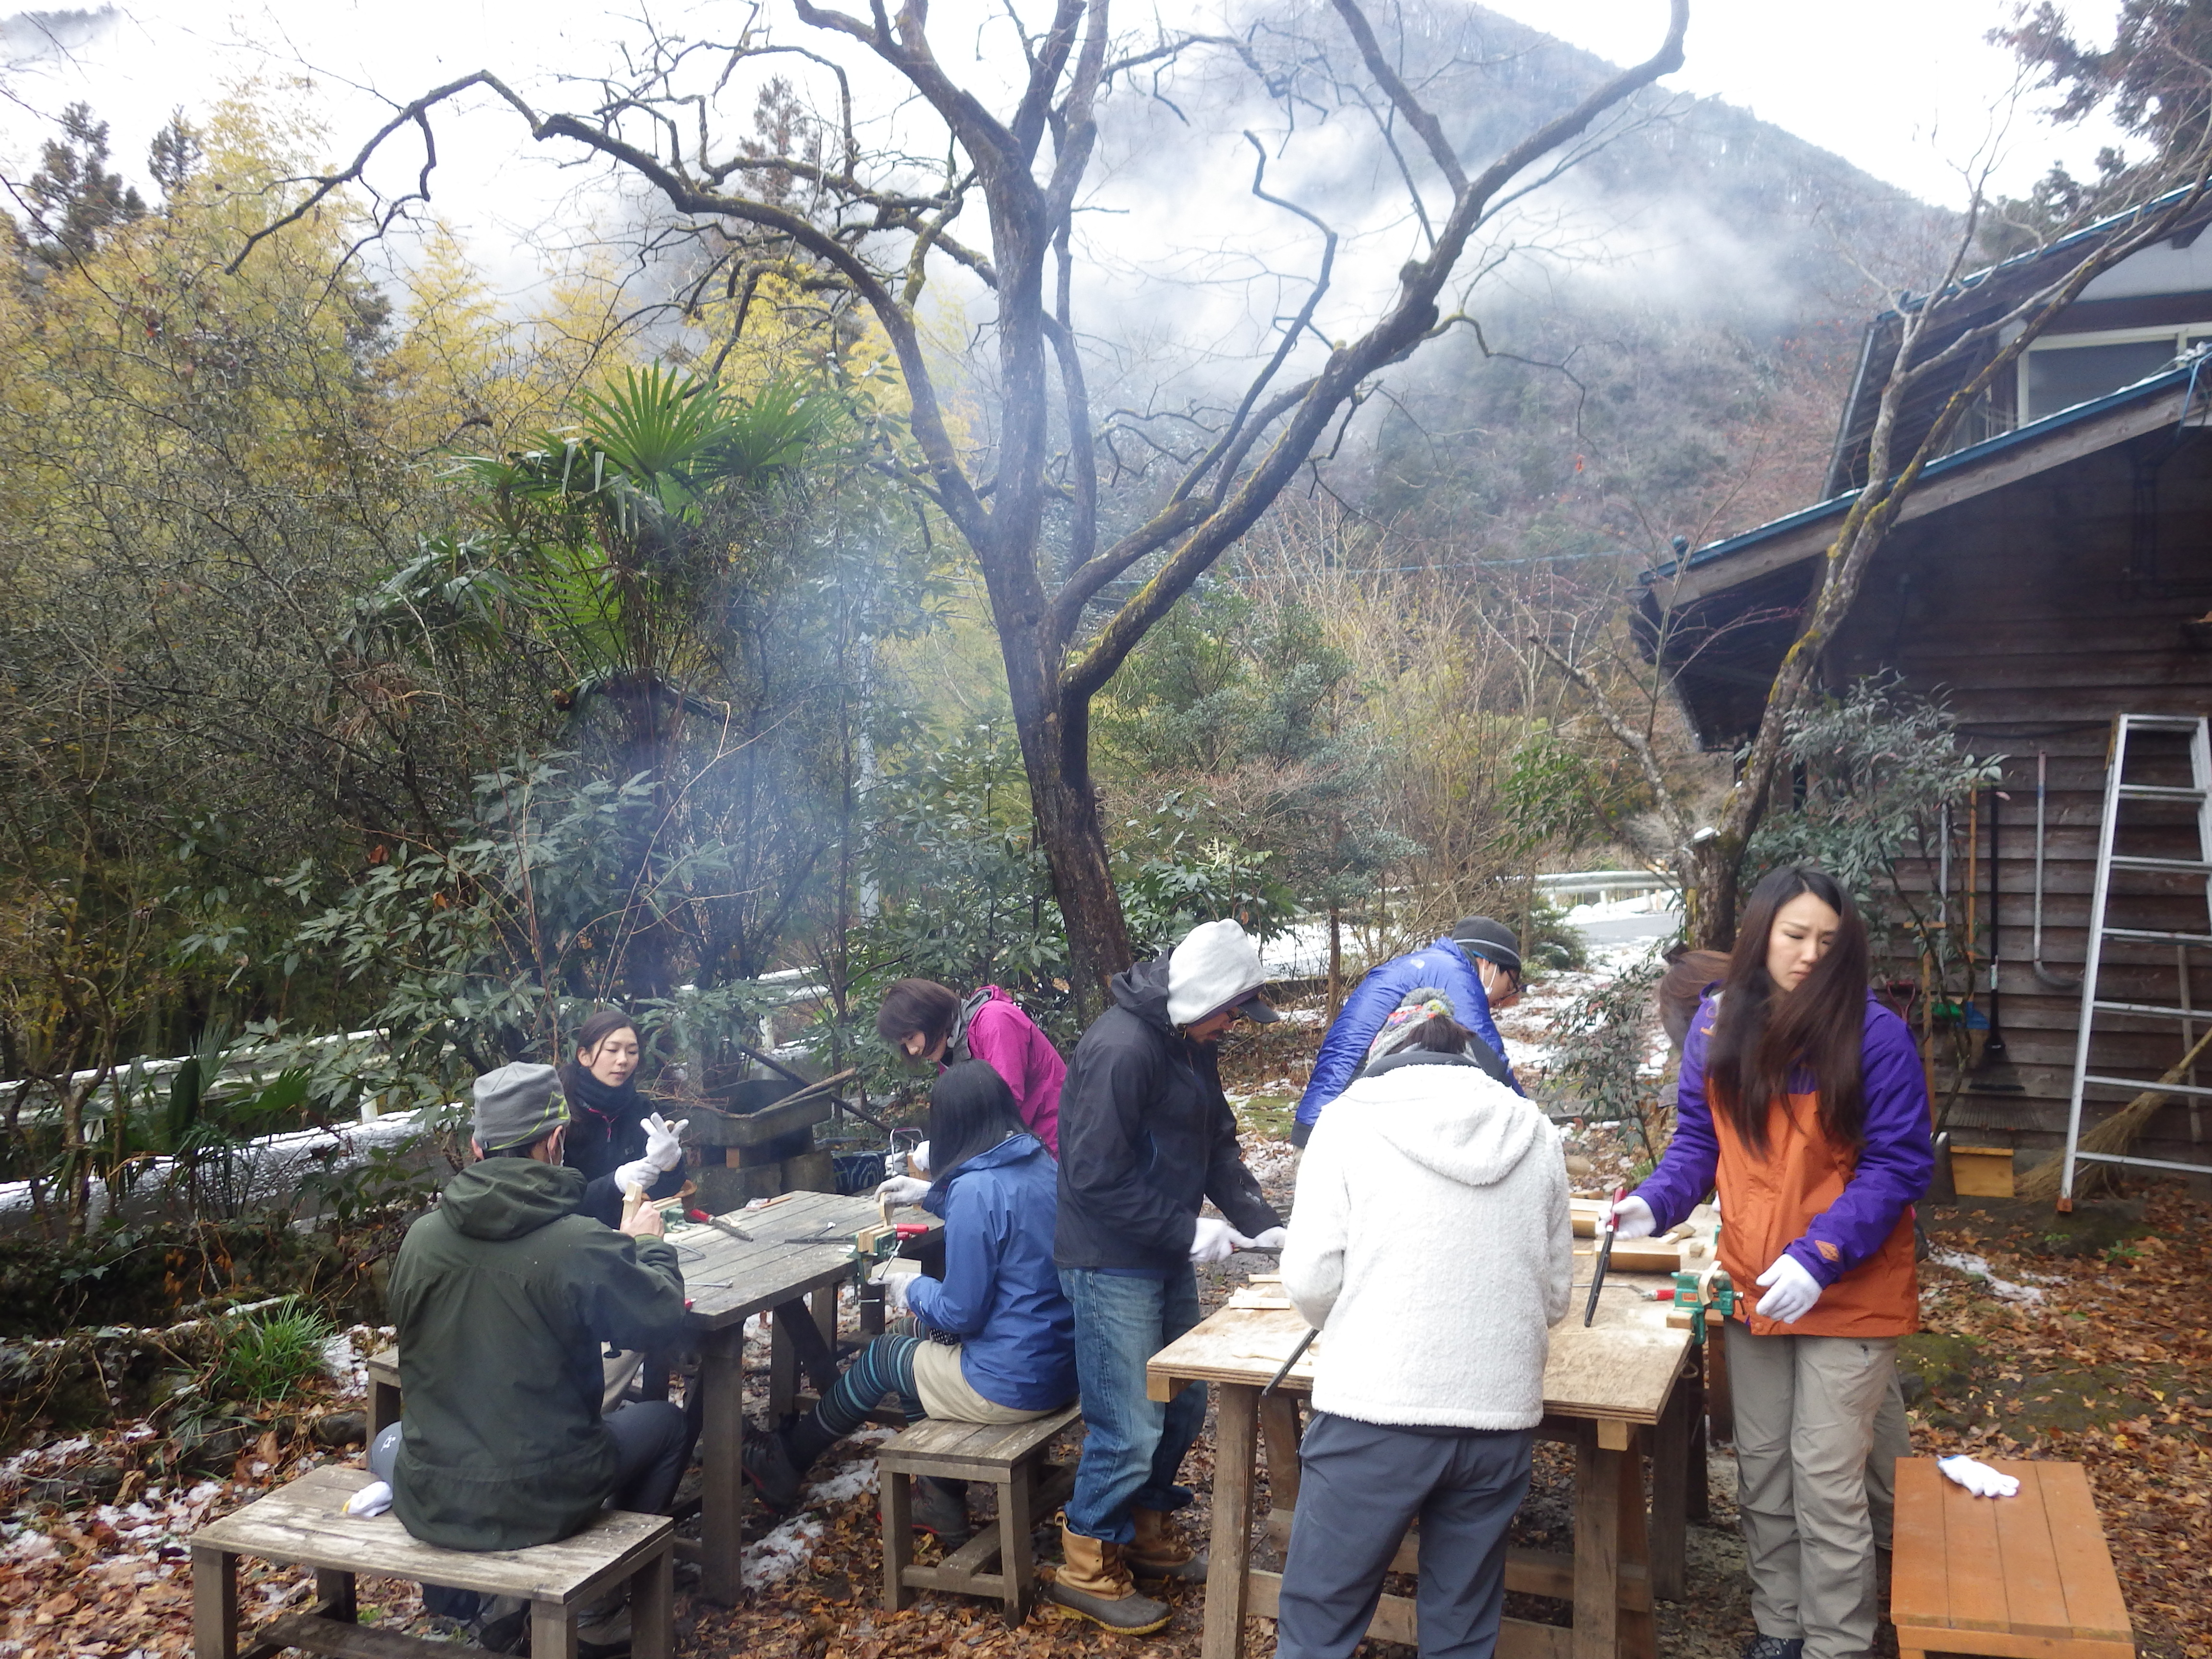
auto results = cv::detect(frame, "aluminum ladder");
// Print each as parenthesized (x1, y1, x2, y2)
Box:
(2060, 712, 2212, 1206)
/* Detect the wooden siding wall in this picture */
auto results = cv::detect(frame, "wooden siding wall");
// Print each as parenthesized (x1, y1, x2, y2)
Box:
(1823, 430, 2212, 1166)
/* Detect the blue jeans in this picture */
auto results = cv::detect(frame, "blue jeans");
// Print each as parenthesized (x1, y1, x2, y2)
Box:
(1059, 1265, 1202, 1542)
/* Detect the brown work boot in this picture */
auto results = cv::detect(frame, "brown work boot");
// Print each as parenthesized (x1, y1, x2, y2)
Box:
(1126, 1505, 1208, 1582)
(1043, 1524, 1173, 1633)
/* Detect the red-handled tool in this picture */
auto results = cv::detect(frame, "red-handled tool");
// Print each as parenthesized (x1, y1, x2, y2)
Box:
(687, 1209, 755, 1244)
(1584, 1185, 1625, 1327)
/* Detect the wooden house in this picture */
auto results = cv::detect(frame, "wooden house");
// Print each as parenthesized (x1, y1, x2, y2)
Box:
(1637, 199, 2212, 1172)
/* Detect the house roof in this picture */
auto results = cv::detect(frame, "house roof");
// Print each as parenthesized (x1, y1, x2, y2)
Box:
(1819, 186, 2212, 497)
(1640, 355, 2211, 603)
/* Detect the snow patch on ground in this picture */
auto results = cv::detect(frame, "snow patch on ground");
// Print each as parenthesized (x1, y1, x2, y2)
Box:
(1931, 1247, 2048, 1303)
(740, 1433, 894, 1586)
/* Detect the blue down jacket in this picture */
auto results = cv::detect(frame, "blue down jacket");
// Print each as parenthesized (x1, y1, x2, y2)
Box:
(905, 1132, 1077, 1412)
(1292, 936, 1520, 1145)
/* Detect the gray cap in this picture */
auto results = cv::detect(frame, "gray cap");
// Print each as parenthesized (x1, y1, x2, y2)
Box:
(472, 1062, 570, 1153)
(1449, 915, 1523, 979)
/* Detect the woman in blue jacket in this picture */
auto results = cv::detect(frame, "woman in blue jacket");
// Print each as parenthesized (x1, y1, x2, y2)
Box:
(744, 1062, 1075, 1546)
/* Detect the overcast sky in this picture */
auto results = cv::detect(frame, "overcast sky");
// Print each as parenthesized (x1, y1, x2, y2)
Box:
(1479, 0, 2128, 207)
(0, 0, 2135, 305)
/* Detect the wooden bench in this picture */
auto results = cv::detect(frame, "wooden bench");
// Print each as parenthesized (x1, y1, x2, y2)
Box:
(1891, 1458, 2134, 1659)
(878, 1404, 1082, 1625)
(189, 1465, 673, 1659)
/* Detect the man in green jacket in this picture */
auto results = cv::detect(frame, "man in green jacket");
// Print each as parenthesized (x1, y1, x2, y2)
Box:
(381, 1060, 691, 1555)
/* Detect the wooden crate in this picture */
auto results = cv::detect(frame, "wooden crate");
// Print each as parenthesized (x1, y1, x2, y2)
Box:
(1951, 1144, 2018, 1198)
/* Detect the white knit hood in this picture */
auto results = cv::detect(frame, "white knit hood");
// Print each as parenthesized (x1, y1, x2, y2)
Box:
(1364, 1063, 1546, 1190)
(1166, 918, 1268, 1025)
(1280, 1056, 1572, 1431)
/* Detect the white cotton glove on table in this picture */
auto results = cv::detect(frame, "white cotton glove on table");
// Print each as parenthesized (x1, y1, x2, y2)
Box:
(1231, 1226, 1288, 1251)
(1753, 1253, 1823, 1323)
(1604, 1196, 1656, 1240)
(344, 1480, 393, 1518)
(1190, 1216, 1237, 1263)
(1938, 1455, 2020, 1499)
(876, 1175, 932, 1207)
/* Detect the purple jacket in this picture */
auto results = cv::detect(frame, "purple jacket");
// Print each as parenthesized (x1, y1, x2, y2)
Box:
(1636, 991, 1932, 1290)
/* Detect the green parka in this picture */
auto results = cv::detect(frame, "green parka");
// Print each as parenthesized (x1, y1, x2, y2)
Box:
(385, 1157, 689, 1550)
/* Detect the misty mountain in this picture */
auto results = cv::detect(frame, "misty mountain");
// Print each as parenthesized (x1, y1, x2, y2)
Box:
(1176, 1, 1955, 576)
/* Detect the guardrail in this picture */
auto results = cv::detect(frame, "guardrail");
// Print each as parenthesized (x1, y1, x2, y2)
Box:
(1535, 869, 1676, 903)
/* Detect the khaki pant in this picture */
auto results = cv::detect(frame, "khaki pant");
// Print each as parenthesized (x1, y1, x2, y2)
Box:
(1729, 1326, 1897, 1659)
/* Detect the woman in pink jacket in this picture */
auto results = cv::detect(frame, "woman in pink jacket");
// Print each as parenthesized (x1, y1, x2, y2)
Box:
(877, 980, 1064, 1155)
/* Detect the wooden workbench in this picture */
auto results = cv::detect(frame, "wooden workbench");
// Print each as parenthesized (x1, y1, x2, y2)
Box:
(673, 1189, 935, 1605)
(1147, 1271, 1693, 1659)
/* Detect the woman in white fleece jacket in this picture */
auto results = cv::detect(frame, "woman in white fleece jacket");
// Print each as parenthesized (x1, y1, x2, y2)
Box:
(1275, 1008, 1573, 1659)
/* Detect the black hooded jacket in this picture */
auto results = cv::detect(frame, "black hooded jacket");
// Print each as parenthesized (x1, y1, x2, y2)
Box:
(1054, 954, 1283, 1272)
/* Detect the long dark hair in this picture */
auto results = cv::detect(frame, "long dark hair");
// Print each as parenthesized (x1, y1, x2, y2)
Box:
(878, 979, 963, 1049)
(926, 1061, 1030, 1186)
(1705, 866, 1872, 1157)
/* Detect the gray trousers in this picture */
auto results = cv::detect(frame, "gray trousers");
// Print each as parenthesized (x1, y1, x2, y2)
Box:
(1730, 1328, 1897, 1659)
(1274, 1412, 1534, 1659)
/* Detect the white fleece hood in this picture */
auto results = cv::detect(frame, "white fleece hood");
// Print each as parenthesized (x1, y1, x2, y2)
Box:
(1360, 1062, 1547, 1189)
(1279, 1053, 1573, 1431)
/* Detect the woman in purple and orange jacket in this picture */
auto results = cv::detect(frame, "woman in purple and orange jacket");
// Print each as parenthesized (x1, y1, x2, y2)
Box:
(877, 980, 1064, 1155)
(1613, 866, 1932, 1659)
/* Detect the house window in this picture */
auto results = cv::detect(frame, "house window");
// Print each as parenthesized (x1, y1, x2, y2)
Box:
(2020, 325, 2212, 422)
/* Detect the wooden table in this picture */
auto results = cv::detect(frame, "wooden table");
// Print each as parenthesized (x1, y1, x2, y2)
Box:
(1147, 1273, 1692, 1659)
(676, 1189, 935, 1605)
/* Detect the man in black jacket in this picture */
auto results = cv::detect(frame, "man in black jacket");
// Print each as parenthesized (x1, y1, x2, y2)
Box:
(1046, 919, 1286, 1633)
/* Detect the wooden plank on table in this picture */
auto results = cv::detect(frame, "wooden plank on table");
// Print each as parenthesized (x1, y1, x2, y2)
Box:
(2034, 1461, 2134, 1643)
(1887, 1462, 1952, 1632)
(1988, 1464, 2076, 1640)
(1149, 1304, 1689, 1426)
(1936, 1468, 2013, 1635)
(1540, 1326, 1687, 1424)
(189, 1468, 668, 1604)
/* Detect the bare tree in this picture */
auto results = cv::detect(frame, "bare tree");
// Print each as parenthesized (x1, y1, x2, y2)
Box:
(239, 0, 1689, 1006)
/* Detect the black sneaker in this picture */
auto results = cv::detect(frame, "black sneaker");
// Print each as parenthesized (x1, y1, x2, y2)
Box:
(1741, 1638, 1804, 1659)
(740, 1428, 806, 1512)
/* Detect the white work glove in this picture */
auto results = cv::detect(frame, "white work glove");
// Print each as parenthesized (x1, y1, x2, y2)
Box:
(641, 1112, 688, 1173)
(871, 1263, 914, 1317)
(1753, 1253, 1823, 1323)
(343, 1480, 393, 1518)
(908, 1141, 931, 1177)
(1603, 1195, 1656, 1239)
(1190, 1216, 1237, 1263)
(1938, 1455, 2020, 1499)
(876, 1175, 931, 1207)
(1230, 1225, 1288, 1251)
(612, 1156, 660, 1196)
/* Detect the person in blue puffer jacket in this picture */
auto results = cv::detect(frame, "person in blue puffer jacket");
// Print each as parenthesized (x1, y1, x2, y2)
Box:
(743, 1062, 1074, 1548)
(1292, 916, 1524, 1147)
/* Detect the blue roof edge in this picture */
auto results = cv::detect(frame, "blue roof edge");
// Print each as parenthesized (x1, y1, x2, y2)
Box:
(1639, 359, 2202, 587)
